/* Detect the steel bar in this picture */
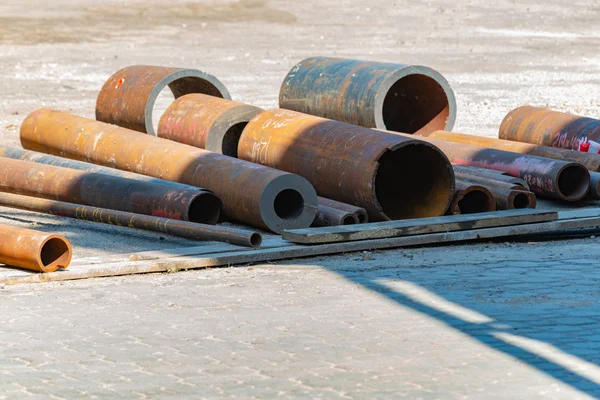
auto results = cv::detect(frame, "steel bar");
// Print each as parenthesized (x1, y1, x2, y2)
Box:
(455, 176, 536, 210)
(96, 65, 231, 135)
(279, 57, 456, 135)
(318, 197, 368, 223)
(0, 224, 71, 272)
(157, 94, 264, 157)
(313, 204, 359, 227)
(390, 133, 589, 202)
(0, 145, 214, 194)
(499, 105, 600, 151)
(0, 157, 221, 224)
(453, 165, 529, 189)
(21, 109, 318, 233)
(423, 130, 600, 172)
(448, 179, 496, 215)
(238, 109, 455, 221)
(0, 192, 262, 248)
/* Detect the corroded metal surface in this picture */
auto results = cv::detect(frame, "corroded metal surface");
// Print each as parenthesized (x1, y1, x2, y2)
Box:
(21, 109, 318, 233)
(157, 94, 263, 157)
(448, 179, 496, 215)
(0, 224, 71, 272)
(589, 172, 600, 200)
(424, 130, 600, 172)
(499, 106, 600, 151)
(96, 65, 231, 135)
(395, 134, 589, 202)
(313, 204, 359, 227)
(0, 157, 220, 224)
(279, 57, 456, 135)
(453, 165, 529, 190)
(317, 197, 368, 223)
(455, 176, 536, 210)
(0, 192, 261, 248)
(238, 109, 455, 221)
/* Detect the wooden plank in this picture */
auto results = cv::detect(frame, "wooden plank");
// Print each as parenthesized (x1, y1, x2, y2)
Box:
(4, 213, 600, 285)
(283, 209, 558, 244)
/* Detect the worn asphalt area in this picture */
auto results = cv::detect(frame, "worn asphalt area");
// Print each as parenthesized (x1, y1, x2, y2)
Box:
(1, 0, 600, 398)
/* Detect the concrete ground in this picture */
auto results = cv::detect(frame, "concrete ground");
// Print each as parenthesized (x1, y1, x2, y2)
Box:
(1, 0, 600, 398)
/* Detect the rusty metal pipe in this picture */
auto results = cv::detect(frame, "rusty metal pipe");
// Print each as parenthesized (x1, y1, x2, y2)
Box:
(588, 172, 600, 199)
(455, 176, 536, 210)
(391, 133, 589, 202)
(157, 94, 264, 157)
(279, 57, 456, 135)
(0, 224, 71, 272)
(96, 65, 231, 135)
(21, 109, 317, 233)
(317, 197, 368, 223)
(238, 109, 455, 221)
(0, 192, 261, 248)
(448, 179, 496, 215)
(499, 106, 600, 151)
(313, 204, 359, 227)
(453, 164, 529, 189)
(423, 130, 600, 172)
(0, 157, 221, 224)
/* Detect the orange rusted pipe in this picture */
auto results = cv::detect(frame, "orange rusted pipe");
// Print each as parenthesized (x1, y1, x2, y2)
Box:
(448, 179, 496, 215)
(20, 109, 317, 233)
(157, 94, 263, 157)
(96, 65, 231, 135)
(422, 130, 600, 172)
(0, 224, 71, 272)
(238, 109, 455, 221)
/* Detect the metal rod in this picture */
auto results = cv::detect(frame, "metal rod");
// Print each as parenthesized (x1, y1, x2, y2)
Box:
(0, 192, 262, 248)
(238, 109, 455, 221)
(0, 223, 72, 272)
(96, 65, 231, 135)
(279, 57, 456, 135)
(20, 109, 318, 233)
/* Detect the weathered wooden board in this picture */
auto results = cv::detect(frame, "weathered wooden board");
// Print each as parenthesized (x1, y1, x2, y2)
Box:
(282, 209, 559, 244)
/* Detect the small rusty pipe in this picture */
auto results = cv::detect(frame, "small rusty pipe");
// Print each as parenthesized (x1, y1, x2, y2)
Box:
(0, 192, 261, 248)
(499, 106, 600, 151)
(455, 176, 536, 210)
(588, 172, 600, 199)
(279, 57, 456, 135)
(317, 197, 368, 223)
(238, 109, 455, 221)
(96, 65, 231, 135)
(423, 130, 600, 172)
(453, 165, 529, 189)
(0, 157, 221, 224)
(448, 179, 496, 215)
(390, 133, 589, 202)
(0, 145, 213, 194)
(21, 109, 317, 233)
(157, 94, 264, 157)
(0, 224, 71, 272)
(313, 204, 359, 227)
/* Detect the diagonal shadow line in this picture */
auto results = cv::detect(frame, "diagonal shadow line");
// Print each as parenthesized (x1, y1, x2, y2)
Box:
(332, 272, 600, 397)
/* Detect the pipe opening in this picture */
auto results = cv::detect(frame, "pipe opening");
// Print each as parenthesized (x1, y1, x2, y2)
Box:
(152, 87, 175, 134)
(188, 193, 222, 225)
(457, 190, 491, 214)
(558, 165, 590, 200)
(375, 144, 453, 219)
(274, 189, 304, 220)
(382, 74, 449, 134)
(513, 193, 531, 209)
(250, 233, 263, 248)
(40, 238, 70, 269)
(342, 215, 359, 225)
(355, 211, 367, 224)
(221, 122, 248, 158)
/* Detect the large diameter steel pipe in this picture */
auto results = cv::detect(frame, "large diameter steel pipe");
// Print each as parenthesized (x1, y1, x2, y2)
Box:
(279, 57, 456, 135)
(238, 109, 455, 221)
(0, 145, 214, 194)
(21, 109, 317, 233)
(392, 133, 590, 202)
(424, 130, 600, 172)
(0, 193, 262, 248)
(0, 157, 221, 224)
(157, 94, 264, 157)
(0, 224, 71, 272)
(96, 65, 231, 135)
(499, 106, 600, 151)
(448, 179, 496, 215)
